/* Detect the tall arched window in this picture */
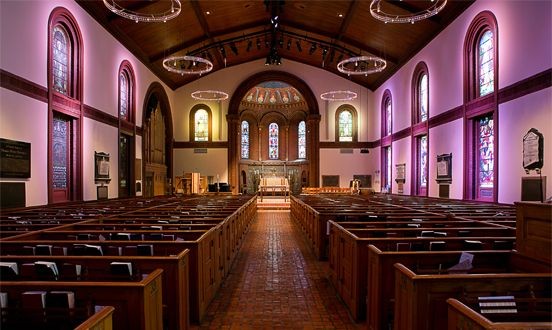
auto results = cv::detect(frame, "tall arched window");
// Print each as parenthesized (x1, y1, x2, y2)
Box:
(119, 71, 129, 120)
(464, 11, 498, 202)
(298, 121, 306, 159)
(411, 62, 429, 196)
(268, 122, 279, 160)
(189, 105, 212, 142)
(385, 98, 392, 136)
(52, 25, 69, 95)
(241, 120, 249, 159)
(380, 90, 393, 192)
(335, 105, 358, 142)
(48, 8, 83, 203)
(118, 61, 136, 198)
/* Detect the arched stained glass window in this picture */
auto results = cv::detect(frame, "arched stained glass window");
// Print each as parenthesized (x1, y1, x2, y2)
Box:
(338, 110, 353, 142)
(119, 71, 129, 120)
(419, 135, 428, 188)
(385, 98, 392, 136)
(298, 121, 306, 159)
(241, 120, 249, 159)
(52, 25, 69, 95)
(478, 116, 494, 188)
(479, 30, 494, 96)
(419, 74, 428, 122)
(268, 122, 279, 160)
(194, 109, 209, 142)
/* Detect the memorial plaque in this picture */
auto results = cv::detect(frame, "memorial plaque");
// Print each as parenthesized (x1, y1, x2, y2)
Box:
(0, 138, 31, 178)
(522, 128, 543, 170)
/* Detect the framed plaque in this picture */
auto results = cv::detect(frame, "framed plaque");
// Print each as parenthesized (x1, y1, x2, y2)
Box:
(436, 153, 452, 182)
(522, 128, 543, 170)
(94, 151, 111, 182)
(395, 163, 405, 184)
(0, 138, 31, 178)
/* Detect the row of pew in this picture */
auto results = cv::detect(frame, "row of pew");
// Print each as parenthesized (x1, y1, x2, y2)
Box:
(0, 194, 257, 329)
(290, 194, 551, 329)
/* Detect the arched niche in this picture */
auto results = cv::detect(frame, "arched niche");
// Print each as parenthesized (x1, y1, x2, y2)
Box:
(228, 71, 320, 194)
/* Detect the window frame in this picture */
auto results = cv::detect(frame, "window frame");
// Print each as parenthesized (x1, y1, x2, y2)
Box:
(241, 120, 250, 159)
(298, 120, 306, 159)
(189, 104, 212, 142)
(268, 122, 279, 160)
(335, 104, 358, 142)
(411, 62, 429, 196)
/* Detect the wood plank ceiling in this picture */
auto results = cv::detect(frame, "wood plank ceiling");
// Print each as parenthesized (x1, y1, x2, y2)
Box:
(77, 0, 475, 91)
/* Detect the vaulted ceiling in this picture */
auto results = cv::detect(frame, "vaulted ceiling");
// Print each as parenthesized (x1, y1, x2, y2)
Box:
(77, 0, 475, 91)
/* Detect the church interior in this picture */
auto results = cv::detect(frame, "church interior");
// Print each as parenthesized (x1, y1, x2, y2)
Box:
(0, 0, 551, 329)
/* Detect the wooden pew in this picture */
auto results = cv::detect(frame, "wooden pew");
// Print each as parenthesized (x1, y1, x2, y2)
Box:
(74, 306, 115, 330)
(1, 268, 163, 330)
(446, 298, 552, 329)
(0, 249, 189, 330)
(393, 263, 551, 330)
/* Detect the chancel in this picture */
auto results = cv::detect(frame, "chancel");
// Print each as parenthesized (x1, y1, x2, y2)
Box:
(0, 0, 550, 329)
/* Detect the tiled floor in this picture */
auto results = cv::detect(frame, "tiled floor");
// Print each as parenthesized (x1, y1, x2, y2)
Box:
(195, 210, 361, 329)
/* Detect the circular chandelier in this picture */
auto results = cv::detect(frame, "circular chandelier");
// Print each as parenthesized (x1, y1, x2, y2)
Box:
(337, 56, 387, 76)
(369, 0, 447, 24)
(320, 91, 357, 101)
(191, 90, 229, 101)
(162, 55, 213, 75)
(103, 0, 181, 23)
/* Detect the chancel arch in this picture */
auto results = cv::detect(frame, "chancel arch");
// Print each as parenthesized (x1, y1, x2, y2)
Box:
(142, 82, 173, 197)
(228, 71, 320, 194)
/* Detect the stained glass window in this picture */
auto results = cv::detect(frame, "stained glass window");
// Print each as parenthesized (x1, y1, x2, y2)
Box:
(298, 121, 306, 159)
(419, 135, 428, 188)
(338, 110, 353, 142)
(478, 116, 494, 188)
(479, 30, 494, 96)
(419, 74, 428, 122)
(385, 98, 392, 135)
(268, 122, 279, 160)
(53, 116, 68, 189)
(194, 109, 208, 141)
(241, 120, 249, 159)
(385, 147, 392, 191)
(52, 25, 69, 95)
(119, 72, 129, 120)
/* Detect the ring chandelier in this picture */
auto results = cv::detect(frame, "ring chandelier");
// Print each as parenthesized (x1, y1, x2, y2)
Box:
(191, 90, 229, 101)
(103, 0, 181, 23)
(163, 55, 213, 75)
(320, 91, 357, 101)
(369, 0, 447, 24)
(337, 56, 387, 76)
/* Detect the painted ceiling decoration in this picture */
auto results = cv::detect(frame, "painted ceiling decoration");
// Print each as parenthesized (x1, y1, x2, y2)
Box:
(242, 81, 303, 105)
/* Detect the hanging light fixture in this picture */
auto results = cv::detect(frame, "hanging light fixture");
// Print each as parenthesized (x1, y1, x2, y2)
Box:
(320, 91, 358, 101)
(191, 90, 229, 101)
(337, 55, 387, 76)
(162, 55, 213, 75)
(103, 0, 182, 23)
(369, 0, 447, 24)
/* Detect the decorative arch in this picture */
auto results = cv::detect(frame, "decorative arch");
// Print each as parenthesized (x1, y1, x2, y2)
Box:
(228, 71, 320, 193)
(47, 7, 83, 203)
(141, 82, 173, 196)
(189, 104, 212, 142)
(335, 104, 358, 142)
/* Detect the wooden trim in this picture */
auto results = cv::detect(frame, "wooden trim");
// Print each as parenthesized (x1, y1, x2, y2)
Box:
(498, 68, 552, 104)
(83, 104, 118, 127)
(174, 141, 228, 149)
(392, 127, 411, 141)
(428, 105, 463, 128)
(0, 69, 48, 103)
(319, 141, 376, 149)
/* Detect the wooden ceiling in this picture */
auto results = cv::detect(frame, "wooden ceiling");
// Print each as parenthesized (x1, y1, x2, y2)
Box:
(77, 1, 475, 91)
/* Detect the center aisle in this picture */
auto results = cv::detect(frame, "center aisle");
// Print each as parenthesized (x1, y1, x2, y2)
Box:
(196, 209, 361, 329)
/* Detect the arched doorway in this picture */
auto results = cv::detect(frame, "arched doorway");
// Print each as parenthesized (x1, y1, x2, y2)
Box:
(228, 71, 320, 194)
(142, 82, 173, 197)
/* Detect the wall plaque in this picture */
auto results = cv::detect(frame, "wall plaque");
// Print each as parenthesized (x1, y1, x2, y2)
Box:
(395, 163, 405, 184)
(0, 138, 31, 178)
(522, 128, 543, 171)
(436, 153, 452, 183)
(94, 151, 110, 182)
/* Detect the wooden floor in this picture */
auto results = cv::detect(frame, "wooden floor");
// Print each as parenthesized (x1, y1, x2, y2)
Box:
(194, 209, 361, 329)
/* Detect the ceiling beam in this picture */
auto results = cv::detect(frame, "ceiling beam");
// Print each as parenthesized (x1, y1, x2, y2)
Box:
(190, 0, 225, 68)
(334, 0, 359, 40)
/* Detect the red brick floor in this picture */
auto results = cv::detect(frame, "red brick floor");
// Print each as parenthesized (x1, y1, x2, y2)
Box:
(194, 210, 362, 329)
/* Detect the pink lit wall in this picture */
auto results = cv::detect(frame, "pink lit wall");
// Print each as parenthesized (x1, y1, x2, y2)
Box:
(370, 0, 551, 203)
(0, 0, 175, 204)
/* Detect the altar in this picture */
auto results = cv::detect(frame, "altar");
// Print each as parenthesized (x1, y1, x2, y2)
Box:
(258, 176, 290, 202)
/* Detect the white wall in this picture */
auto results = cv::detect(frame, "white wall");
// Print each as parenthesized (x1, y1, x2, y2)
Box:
(173, 149, 228, 184)
(0, 0, 175, 205)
